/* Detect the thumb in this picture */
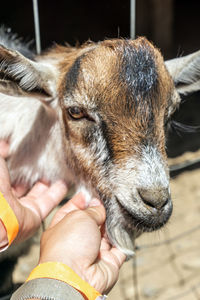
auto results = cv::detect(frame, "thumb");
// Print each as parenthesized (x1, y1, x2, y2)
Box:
(21, 180, 68, 220)
(0, 140, 9, 158)
(86, 198, 106, 226)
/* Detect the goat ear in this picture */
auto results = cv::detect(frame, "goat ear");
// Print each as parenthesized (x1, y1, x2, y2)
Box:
(0, 44, 57, 97)
(165, 50, 200, 95)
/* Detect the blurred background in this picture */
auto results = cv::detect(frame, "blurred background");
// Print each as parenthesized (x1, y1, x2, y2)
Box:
(1, 1, 200, 299)
(1, 0, 200, 57)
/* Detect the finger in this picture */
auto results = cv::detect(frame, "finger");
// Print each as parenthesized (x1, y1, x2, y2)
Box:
(99, 223, 111, 250)
(100, 247, 126, 269)
(0, 140, 9, 158)
(12, 184, 29, 197)
(20, 180, 68, 220)
(100, 236, 111, 251)
(86, 200, 106, 226)
(109, 247, 127, 267)
(0, 156, 12, 193)
(50, 192, 88, 227)
(69, 192, 89, 210)
(25, 181, 50, 197)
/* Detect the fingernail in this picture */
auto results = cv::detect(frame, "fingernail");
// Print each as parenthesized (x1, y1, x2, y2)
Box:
(89, 198, 101, 207)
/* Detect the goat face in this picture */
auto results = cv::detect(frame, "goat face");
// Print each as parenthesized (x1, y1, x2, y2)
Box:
(57, 38, 177, 256)
(1, 34, 199, 257)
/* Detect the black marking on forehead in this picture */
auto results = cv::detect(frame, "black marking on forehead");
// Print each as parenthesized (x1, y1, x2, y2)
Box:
(121, 40, 158, 98)
(66, 54, 84, 93)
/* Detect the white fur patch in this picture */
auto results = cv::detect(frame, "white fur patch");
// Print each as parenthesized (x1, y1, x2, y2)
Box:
(113, 145, 169, 190)
(0, 93, 72, 186)
(76, 185, 93, 205)
(108, 145, 169, 214)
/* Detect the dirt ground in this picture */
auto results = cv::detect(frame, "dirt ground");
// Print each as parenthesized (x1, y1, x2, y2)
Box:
(13, 151, 200, 300)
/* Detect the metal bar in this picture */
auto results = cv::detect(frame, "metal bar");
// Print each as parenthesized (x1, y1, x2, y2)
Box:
(32, 0, 41, 54)
(130, 0, 136, 39)
(170, 157, 200, 172)
(133, 240, 140, 300)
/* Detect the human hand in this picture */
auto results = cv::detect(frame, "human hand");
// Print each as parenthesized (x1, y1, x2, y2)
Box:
(39, 195, 126, 294)
(0, 140, 68, 248)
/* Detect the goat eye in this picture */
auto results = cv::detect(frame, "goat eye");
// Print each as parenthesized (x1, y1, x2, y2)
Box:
(67, 107, 85, 120)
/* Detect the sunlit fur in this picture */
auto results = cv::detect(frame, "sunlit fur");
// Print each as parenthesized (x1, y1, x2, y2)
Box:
(1, 29, 200, 257)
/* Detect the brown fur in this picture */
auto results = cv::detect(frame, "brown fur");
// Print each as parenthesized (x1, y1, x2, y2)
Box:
(1, 35, 199, 259)
(2, 28, 200, 295)
(57, 38, 173, 164)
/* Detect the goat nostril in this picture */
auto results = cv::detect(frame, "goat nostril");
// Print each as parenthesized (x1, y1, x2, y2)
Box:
(138, 188, 170, 210)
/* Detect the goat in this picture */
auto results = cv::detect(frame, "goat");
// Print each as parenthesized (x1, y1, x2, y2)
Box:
(0, 29, 200, 262)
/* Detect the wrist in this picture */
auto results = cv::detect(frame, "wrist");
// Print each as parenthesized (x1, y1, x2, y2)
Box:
(26, 262, 103, 300)
(39, 255, 85, 282)
(0, 191, 19, 249)
(0, 219, 9, 250)
(6, 195, 39, 243)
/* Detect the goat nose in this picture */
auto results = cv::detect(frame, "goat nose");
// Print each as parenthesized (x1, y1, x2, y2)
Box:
(138, 188, 170, 210)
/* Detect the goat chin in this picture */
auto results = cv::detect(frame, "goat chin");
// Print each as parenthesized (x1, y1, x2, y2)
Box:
(107, 225, 137, 260)
(103, 198, 138, 260)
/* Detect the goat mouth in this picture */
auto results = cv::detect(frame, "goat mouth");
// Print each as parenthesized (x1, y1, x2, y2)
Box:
(116, 197, 173, 233)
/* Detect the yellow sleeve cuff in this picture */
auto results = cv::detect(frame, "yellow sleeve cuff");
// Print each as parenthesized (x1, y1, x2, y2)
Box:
(26, 262, 102, 300)
(0, 191, 19, 246)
